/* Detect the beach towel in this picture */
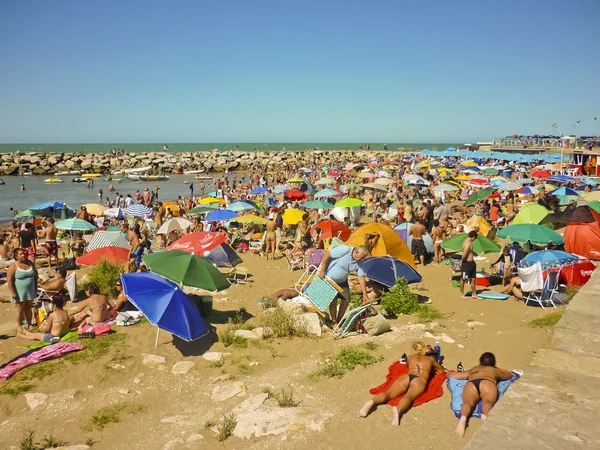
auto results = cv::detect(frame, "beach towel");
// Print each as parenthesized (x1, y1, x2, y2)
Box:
(369, 361, 446, 407)
(0, 343, 83, 380)
(23, 331, 79, 350)
(446, 371, 521, 419)
(518, 262, 543, 292)
(78, 322, 113, 337)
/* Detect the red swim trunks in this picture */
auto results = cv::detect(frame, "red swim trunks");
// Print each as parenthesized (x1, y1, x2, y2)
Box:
(44, 241, 58, 257)
(23, 247, 36, 261)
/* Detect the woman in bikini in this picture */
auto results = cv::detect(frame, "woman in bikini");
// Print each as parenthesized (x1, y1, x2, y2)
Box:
(17, 296, 70, 344)
(69, 283, 113, 326)
(448, 352, 514, 437)
(358, 341, 445, 426)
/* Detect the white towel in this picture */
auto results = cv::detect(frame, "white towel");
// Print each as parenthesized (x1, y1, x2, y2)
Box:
(518, 263, 543, 292)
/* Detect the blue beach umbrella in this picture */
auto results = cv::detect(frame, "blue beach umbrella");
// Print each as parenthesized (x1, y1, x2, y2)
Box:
(226, 201, 258, 212)
(491, 179, 507, 188)
(517, 178, 534, 185)
(54, 218, 97, 231)
(357, 256, 422, 287)
(206, 209, 238, 221)
(272, 185, 289, 194)
(547, 175, 575, 183)
(123, 204, 154, 216)
(314, 189, 341, 198)
(550, 187, 579, 197)
(121, 272, 209, 345)
(250, 186, 268, 194)
(519, 249, 579, 270)
(521, 186, 539, 195)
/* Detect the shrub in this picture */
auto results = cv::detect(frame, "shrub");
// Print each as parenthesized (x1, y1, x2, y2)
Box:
(310, 345, 382, 379)
(529, 311, 564, 329)
(349, 290, 363, 310)
(263, 386, 300, 407)
(85, 403, 145, 431)
(217, 413, 237, 441)
(380, 278, 419, 316)
(87, 260, 124, 298)
(218, 329, 248, 348)
(259, 307, 308, 338)
(417, 305, 443, 323)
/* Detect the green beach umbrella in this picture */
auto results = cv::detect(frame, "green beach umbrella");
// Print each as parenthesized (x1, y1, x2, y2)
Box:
(441, 234, 501, 254)
(343, 183, 362, 191)
(13, 209, 37, 220)
(464, 187, 494, 207)
(142, 250, 230, 291)
(482, 167, 499, 175)
(588, 201, 600, 214)
(187, 206, 216, 215)
(334, 198, 366, 208)
(301, 200, 333, 209)
(512, 203, 549, 225)
(496, 224, 564, 245)
(54, 218, 97, 231)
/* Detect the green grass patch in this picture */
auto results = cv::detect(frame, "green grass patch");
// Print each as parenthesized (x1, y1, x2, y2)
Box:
(208, 358, 225, 368)
(259, 306, 309, 338)
(218, 329, 249, 348)
(216, 413, 237, 442)
(64, 332, 127, 365)
(417, 305, 443, 323)
(0, 383, 34, 398)
(310, 345, 383, 379)
(85, 403, 146, 431)
(263, 386, 300, 407)
(529, 311, 564, 329)
(12, 360, 65, 383)
(19, 431, 66, 450)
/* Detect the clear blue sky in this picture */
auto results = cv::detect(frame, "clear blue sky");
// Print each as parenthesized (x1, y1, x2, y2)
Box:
(0, 0, 598, 143)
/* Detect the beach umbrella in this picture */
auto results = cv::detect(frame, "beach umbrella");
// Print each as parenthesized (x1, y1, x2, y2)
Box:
(512, 203, 549, 225)
(187, 206, 216, 215)
(497, 224, 564, 245)
(491, 176, 508, 182)
(142, 250, 230, 291)
(205, 243, 243, 268)
(285, 190, 308, 200)
(121, 272, 209, 345)
(521, 186, 539, 195)
(156, 217, 193, 235)
(550, 187, 579, 197)
(206, 209, 238, 222)
(432, 183, 458, 192)
(345, 223, 415, 267)
(357, 256, 422, 287)
(299, 167, 313, 173)
(226, 201, 258, 212)
(314, 189, 342, 198)
(441, 233, 500, 254)
(13, 209, 37, 220)
(343, 183, 362, 191)
(463, 161, 479, 167)
(482, 168, 499, 175)
(583, 191, 600, 202)
(437, 168, 453, 177)
(234, 214, 267, 224)
(76, 246, 130, 267)
(54, 218, 97, 232)
(166, 232, 227, 255)
(517, 178, 534, 185)
(499, 182, 522, 191)
(103, 208, 125, 219)
(81, 204, 107, 216)
(287, 177, 304, 183)
(123, 204, 154, 216)
(197, 197, 227, 205)
(463, 167, 481, 173)
(301, 200, 333, 209)
(491, 179, 507, 188)
(249, 186, 268, 194)
(588, 201, 600, 214)
(519, 249, 579, 270)
(282, 208, 305, 225)
(313, 219, 351, 241)
(466, 179, 491, 188)
(536, 184, 557, 192)
(272, 185, 289, 194)
(402, 174, 421, 180)
(531, 169, 551, 179)
(407, 177, 430, 186)
(464, 187, 494, 206)
(393, 222, 434, 253)
(87, 230, 130, 251)
(362, 183, 389, 192)
(547, 175, 575, 183)
(374, 178, 392, 186)
(315, 178, 334, 185)
(358, 172, 377, 179)
(334, 198, 365, 208)
(456, 175, 472, 181)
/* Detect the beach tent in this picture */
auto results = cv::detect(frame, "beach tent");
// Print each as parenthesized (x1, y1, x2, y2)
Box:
(563, 206, 600, 260)
(465, 215, 494, 239)
(345, 223, 415, 267)
(205, 243, 243, 268)
(511, 203, 549, 225)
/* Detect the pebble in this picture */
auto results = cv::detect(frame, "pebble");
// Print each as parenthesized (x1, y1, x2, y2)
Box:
(143, 354, 166, 366)
(172, 361, 195, 375)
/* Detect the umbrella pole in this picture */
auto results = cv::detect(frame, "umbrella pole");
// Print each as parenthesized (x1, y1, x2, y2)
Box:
(155, 326, 160, 347)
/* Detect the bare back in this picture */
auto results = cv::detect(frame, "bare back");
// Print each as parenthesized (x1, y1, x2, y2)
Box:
(467, 365, 512, 383)
(462, 238, 474, 262)
(407, 355, 436, 382)
(45, 224, 58, 241)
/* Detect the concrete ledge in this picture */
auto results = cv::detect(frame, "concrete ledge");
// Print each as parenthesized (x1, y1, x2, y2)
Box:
(465, 270, 600, 449)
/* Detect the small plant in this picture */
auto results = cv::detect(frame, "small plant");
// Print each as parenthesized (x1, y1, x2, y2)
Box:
(19, 431, 65, 450)
(216, 413, 237, 442)
(231, 306, 248, 324)
(203, 418, 216, 430)
(39, 435, 66, 449)
(85, 437, 95, 447)
(263, 386, 300, 407)
(380, 278, 420, 316)
(417, 305, 443, 323)
(362, 341, 378, 351)
(20, 430, 35, 450)
(218, 329, 248, 348)
(86, 260, 124, 298)
(0, 383, 34, 398)
(237, 362, 252, 374)
(85, 403, 145, 431)
(529, 311, 564, 329)
(349, 290, 363, 310)
(209, 358, 225, 368)
(259, 306, 308, 338)
(310, 345, 382, 379)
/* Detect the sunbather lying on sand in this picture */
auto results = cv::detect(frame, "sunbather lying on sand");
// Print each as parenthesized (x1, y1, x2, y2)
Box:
(17, 297, 70, 344)
(448, 352, 514, 437)
(358, 341, 445, 426)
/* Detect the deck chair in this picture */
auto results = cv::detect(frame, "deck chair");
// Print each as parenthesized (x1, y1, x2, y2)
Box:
(518, 263, 547, 308)
(306, 249, 325, 268)
(332, 304, 378, 339)
(295, 265, 343, 313)
(538, 269, 565, 308)
(285, 253, 305, 271)
(65, 272, 77, 302)
(228, 267, 249, 285)
(248, 239, 264, 255)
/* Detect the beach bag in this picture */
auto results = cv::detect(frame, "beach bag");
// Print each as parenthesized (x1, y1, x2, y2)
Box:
(363, 313, 391, 336)
(61, 257, 77, 271)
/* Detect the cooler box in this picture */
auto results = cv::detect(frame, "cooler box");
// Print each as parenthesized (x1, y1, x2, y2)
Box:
(476, 272, 490, 287)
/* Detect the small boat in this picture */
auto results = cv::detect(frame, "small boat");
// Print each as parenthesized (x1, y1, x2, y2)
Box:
(184, 170, 204, 175)
(127, 174, 141, 180)
(54, 170, 82, 176)
(81, 173, 102, 178)
(171, 169, 184, 174)
(194, 175, 213, 181)
(112, 165, 152, 175)
(20, 172, 32, 176)
(0, 180, 5, 185)
(139, 174, 170, 181)
(104, 177, 122, 182)
(72, 177, 91, 183)
(45, 178, 64, 183)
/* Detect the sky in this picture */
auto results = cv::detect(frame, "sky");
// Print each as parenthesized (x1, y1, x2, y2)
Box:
(0, 0, 599, 143)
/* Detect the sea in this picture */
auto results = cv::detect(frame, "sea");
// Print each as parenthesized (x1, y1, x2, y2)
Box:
(0, 142, 463, 224)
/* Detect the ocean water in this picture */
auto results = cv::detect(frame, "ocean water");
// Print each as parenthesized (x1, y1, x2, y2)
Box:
(0, 143, 461, 154)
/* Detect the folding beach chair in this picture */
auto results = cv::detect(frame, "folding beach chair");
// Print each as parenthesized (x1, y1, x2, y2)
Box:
(294, 265, 344, 314)
(306, 249, 325, 268)
(285, 253, 305, 271)
(332, 304, 378, 339)
(518, 263, 552, 309)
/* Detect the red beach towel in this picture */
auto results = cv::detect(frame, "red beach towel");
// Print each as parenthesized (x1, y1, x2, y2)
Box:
(369, 361, 446, 407)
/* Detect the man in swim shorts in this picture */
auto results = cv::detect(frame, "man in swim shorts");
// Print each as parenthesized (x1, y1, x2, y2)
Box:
(460, 231, 479, 299)
(42, 218, 59, 268)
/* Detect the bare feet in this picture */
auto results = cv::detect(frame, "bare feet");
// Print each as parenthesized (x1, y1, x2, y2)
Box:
(456, 416, 467, 438)
(481, 414, 487, 422)
(461, 295, 468, 299)
(391, 406, 400, 426)
(358, 400, 373, 418)
(472, 296, 480, 300)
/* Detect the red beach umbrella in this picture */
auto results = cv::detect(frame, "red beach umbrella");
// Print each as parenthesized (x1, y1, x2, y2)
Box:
(531, 170, 551, 179)
(313, 219, 351, 241)
(286, 190, 308, 200)
(76, 246, 130, 267)
(167, 232, 227, 255)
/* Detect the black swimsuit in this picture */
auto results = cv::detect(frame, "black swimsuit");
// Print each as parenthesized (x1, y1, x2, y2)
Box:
(468, 378, 497, 395)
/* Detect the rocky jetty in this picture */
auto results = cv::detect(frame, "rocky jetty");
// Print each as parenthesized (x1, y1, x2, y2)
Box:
(0, 150, 410, 176)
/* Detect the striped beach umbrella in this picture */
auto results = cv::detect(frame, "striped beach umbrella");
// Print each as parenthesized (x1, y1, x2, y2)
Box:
(54, 218, 97, 232)
(123, 204, 154, 216)
(87, 231, 130, 251)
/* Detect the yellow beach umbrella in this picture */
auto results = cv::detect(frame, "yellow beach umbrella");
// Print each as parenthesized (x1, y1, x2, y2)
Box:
(235, 215, 267, 224)
(444, 180, 462, 188)
(198, 197, 227, 205)
(82, 204, 107, 216)
(490, 176, 508, 182)
(463, 161, 479, 167)
(456, 175, 472, 181)
(162, 201, 182, 216)
(537, 184, 557, 192)
(282, 208, 305, 225)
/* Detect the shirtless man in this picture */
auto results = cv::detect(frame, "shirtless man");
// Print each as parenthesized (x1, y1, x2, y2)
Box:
(409, 220, 427, 266)
(358, 341, 445, 426)
(460, 231, 479, 299)
(39, 268, 68, 294)
(448, 352, 514, 437)
(17, 297, 70, 344)
(42, 218, 59, 268)
(264, 213, 277, 260)
(121, 223, 142, 269)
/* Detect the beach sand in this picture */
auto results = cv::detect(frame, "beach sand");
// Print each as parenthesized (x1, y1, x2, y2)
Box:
(0, 252, 553, 449)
